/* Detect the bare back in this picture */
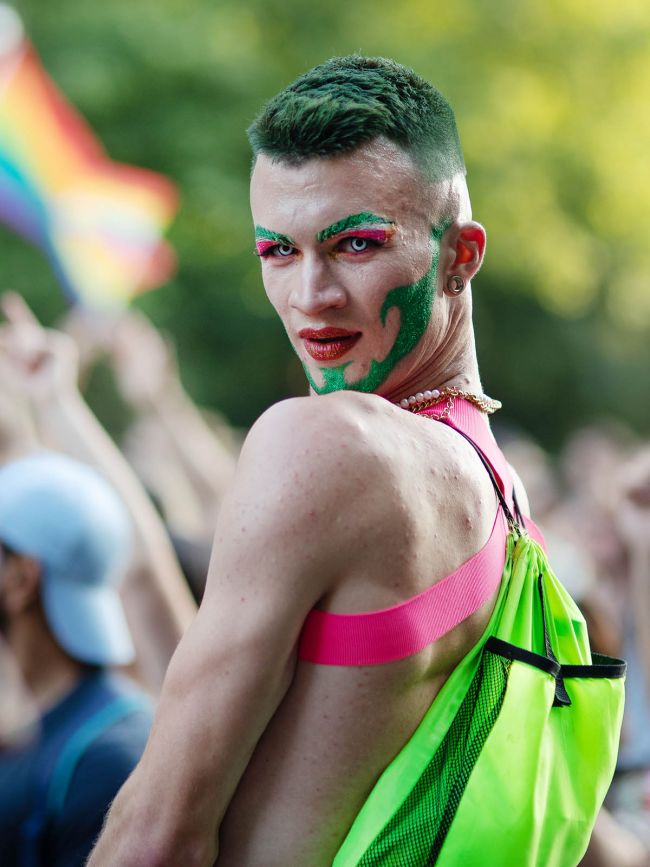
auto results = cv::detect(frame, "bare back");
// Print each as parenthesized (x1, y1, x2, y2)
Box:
(217, 396, 502, 865)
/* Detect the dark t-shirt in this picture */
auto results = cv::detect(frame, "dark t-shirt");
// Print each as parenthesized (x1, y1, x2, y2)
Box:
(0, 670, 152, 867)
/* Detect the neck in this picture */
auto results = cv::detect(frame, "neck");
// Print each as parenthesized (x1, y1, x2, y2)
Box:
(6, 609, 87, 713)
(383, 318, 483, 405)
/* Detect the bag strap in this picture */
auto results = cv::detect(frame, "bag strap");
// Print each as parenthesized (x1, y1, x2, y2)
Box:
(444, 425, 572, 708)
(511, 486, 527, 528)
(46, 694, 148, 816)
(20, 681, 147, 867)
(537, 574, 572, 707)
(448, 426, 520, 533)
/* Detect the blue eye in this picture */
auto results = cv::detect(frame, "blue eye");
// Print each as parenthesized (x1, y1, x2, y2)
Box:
(338, 235, 383, 254)
(274, 244, 295, 257)
(349, 237, 368, 252)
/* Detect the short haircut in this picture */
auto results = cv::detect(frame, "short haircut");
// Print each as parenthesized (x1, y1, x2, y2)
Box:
(247, 55, 465, 182)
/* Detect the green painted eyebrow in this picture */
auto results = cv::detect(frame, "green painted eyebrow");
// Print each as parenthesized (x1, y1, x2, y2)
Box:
(255, 225, 296, 245)
(316, 212, 395, 244)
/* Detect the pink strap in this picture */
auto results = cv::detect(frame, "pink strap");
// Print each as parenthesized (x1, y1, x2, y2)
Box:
(298, 509, 507, 665)
(297, 400, 545, 666)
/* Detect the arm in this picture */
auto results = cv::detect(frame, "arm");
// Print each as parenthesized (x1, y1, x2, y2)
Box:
(0, 294, 196, 691)
(0, 330, 40, 461)
(109, 310, 237, 532)
(34, 385, 197, 689)
(87, 397, 377, 866)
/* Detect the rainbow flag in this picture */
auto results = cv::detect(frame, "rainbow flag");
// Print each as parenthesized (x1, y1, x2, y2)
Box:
(0, 15, 177, 308)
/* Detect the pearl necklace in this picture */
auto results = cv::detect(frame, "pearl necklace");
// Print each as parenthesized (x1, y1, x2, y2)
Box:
(395, 385, 502, 419)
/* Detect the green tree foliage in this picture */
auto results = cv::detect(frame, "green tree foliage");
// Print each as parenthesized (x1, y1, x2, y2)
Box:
(3, 0, 650, 447)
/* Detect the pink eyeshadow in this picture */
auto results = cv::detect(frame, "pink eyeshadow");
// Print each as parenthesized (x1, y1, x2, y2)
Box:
(255, 239, 279, 255)
(337, 228, 393, 242)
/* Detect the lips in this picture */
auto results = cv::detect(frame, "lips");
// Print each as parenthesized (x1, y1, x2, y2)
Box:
(298, 327, 361, 362)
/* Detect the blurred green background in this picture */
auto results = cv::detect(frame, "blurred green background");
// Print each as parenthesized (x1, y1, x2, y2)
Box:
(2, 0, 649, 448)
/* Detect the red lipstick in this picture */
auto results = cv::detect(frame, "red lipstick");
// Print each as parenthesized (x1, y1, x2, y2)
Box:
(298, 327, 361, 362)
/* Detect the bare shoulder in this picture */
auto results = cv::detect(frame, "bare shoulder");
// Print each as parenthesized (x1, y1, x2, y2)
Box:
(240, 394, 493, 538)
(245, 390, 386, 444)
(241, 391, 393, 489)
(241, 392, 490, 506)
(223, 393, 401, 575)
(208, 394, 497, 616)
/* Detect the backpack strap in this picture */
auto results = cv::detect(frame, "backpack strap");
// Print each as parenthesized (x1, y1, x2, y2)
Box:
(537, 574, 572, 708)
(45, 694, 149, 816)
(511, 486, 527, 528)
(19, 679, 148, 867)
(449, 426, 520, 533)
(445, 426, 572, 707)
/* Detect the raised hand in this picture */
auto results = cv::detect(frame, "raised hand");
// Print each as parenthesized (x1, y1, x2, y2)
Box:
(0, 291, 80, 403)
(109, 309, 180, 408)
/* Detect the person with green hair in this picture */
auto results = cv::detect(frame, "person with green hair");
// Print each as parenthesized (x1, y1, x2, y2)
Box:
(89, 56, 625, 866)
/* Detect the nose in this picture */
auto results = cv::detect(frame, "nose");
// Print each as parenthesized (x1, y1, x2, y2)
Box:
(289, 255, 347, 316)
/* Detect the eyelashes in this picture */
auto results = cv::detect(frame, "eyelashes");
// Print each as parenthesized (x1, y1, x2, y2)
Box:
(338, 229, 393, 244)
(254, 231, 391, 259)
(254, 239, 287, 257)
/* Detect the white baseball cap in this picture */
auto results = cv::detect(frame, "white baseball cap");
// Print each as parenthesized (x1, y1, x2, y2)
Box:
(0, 452, 135, 665)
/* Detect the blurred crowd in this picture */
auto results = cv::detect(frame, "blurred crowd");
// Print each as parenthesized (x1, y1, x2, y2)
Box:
(0, 291, 649, 865)
(0, 292, 237, 865)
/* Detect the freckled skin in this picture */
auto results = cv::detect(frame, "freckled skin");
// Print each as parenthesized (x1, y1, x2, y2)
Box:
(87, 140, 504, 867)
(211, 146, 496, 864)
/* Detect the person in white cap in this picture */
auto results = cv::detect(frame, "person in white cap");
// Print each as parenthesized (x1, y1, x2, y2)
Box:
(0, 451, 153, 867)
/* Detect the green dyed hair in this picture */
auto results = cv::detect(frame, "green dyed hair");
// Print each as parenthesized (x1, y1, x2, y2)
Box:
(247, 55, 465, 182)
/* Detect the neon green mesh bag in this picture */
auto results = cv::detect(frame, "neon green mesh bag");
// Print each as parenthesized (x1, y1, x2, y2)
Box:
(333, 478, 625, 866)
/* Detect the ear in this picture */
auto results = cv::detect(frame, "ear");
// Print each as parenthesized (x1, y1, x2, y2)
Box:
(2, 554, 42, 615)
(446, 222, 486, 285)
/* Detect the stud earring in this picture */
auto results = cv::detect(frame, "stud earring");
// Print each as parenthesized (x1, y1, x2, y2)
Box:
(445, 275, 465, 296)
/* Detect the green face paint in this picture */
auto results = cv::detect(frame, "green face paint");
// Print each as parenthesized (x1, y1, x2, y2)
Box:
(255, 225, 295, 244)
(316, 212, 394, 244)
(303, 219, 451, 395)
(255, 226, 296, 256)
